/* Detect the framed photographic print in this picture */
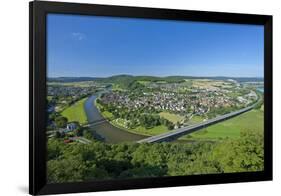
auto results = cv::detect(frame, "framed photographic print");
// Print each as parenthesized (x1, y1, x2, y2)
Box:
(29, 1, 272, 195)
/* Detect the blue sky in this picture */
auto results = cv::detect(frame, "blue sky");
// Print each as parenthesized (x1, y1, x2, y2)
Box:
(47, 14, 264, 78)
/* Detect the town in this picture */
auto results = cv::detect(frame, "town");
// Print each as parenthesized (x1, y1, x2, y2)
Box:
(45, 76, 262, 143)
(97, 78, 259, 131)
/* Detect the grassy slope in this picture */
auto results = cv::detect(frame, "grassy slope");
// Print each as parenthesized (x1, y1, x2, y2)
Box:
(61, 98, 87, 124)
(182, 108, 264, 141)
(159, 112, 184, 124)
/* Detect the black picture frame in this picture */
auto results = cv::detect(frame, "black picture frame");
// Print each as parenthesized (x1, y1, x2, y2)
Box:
(29, 1, 273, 195)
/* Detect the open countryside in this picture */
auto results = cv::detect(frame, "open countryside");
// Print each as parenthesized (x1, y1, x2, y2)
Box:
(46, 14, 264, 183)
(48, 76, 263, 142)
(46, 75, 264, 182)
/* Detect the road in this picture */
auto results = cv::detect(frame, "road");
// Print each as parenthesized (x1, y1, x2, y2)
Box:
(69, 136, 92, 144)
(137, 104, 256, 143)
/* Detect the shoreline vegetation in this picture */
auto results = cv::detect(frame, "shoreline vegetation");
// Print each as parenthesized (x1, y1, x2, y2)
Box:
(95, 97, 181, 137)
(95, 99, 152, 137)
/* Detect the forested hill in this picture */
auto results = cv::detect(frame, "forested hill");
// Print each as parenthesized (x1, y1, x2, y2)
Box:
(48, 75, 263, 83)
(47, 130, 264, 183)
(47, 77, 102, 82)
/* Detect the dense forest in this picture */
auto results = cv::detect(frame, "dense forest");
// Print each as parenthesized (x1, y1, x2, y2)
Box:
(47, 130, 263, 183)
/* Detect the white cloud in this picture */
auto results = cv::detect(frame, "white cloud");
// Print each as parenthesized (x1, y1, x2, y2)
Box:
(71, 32, 86, 41)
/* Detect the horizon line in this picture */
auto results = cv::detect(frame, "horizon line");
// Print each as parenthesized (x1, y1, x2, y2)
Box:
(48, 74, 264, 79)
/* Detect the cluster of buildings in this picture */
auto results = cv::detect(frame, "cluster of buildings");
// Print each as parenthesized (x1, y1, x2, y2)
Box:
(47, 85, 96, 98)
(99, 86, 246, 116)
(47, 84, 98, 113)
(237, 91, 258, 105)
(47, 122, 78, 137)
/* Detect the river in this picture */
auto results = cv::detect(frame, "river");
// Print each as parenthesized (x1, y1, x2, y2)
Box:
(84, 94, 147, 143)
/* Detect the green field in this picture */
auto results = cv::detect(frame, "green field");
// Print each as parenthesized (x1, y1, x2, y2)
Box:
(189, 115, 204, 124)
(102, 111, 114, 119)
(137, 80, 150, 85)
(131, 125, 169, 135)
(159, 112, 184, 124)
(107, 117, 169, 136)
(95, 94, 264, 141)
(112, 84, 126, 91)
(181, 108, 264, 141)
(96, 106, 169, 136)
(61, 98, 87, 124)
(110, 108, 263, 139)
(48, 81, 94, 87)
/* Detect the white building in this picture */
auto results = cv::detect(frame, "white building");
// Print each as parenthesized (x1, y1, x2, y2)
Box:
(66, 123, 78, 131)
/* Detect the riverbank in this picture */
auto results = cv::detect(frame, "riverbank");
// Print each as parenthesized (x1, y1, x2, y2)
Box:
(94, 99, 154, 137)
(95, 98, 173, 136)
(84, 95, 146, 143)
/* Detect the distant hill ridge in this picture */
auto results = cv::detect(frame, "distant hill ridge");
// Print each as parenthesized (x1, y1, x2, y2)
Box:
(48, 75, 263, 83)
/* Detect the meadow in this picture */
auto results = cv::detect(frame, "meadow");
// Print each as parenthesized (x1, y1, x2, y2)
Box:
(182, 107, 264, 141)
(61, 98, 88, 124)
(96, 100, 263, 141)
(109, 118, 169, 136)
(159, 112, 184, 124)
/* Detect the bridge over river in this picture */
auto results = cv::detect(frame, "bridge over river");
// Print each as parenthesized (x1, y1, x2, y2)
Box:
(137, 104, 256, 143)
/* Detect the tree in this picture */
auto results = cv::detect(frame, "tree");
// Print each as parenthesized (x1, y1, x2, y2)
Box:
(49, 112, 58, 121)
(167, 122, 174, 130)
(54, 131, 62, 139)
(83, 130, 93, 140)
(47, 157, 87, 183)
(47, 139, 64, 160)
(55, 116, 68, 128)
(75, 128, 83, 137)
(211, 130, 264, 172)
(47, 129, 264, 183)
